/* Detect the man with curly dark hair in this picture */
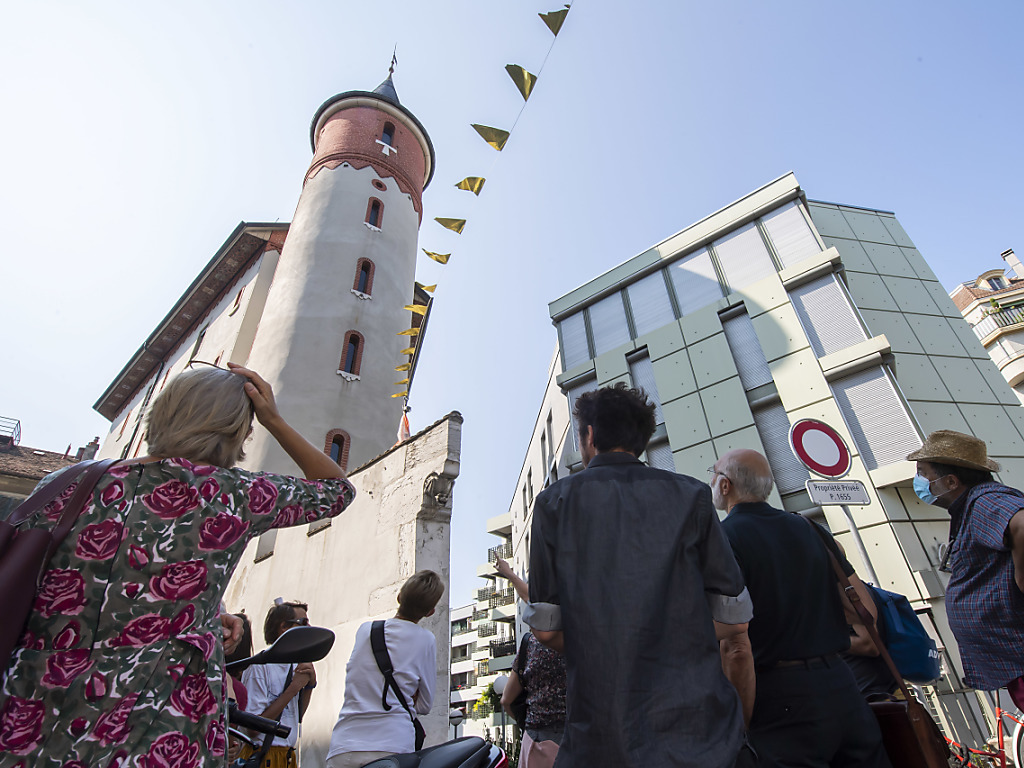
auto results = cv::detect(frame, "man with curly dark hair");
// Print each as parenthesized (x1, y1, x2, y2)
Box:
(525, 383, 755, 768)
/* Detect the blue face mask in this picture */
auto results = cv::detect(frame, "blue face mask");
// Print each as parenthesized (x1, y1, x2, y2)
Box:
(913, 474, 945, 505)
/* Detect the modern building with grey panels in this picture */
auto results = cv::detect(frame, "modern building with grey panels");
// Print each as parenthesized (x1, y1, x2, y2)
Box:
(537, 172, 1023, 745)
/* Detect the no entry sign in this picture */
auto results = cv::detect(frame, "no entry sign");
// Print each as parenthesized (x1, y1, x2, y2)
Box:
(789, 419, 852, 479)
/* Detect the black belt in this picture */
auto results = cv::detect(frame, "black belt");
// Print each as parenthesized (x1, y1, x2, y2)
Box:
(759, 653, 842, 671)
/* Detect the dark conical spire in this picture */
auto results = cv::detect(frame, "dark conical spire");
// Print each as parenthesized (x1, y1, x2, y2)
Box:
(373, 74, 400, 106)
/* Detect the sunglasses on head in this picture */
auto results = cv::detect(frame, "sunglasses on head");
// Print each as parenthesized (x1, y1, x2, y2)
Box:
(285, 617, 310, 627)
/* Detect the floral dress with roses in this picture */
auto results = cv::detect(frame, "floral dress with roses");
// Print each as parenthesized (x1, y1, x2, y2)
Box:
(0, 458, 355, 768)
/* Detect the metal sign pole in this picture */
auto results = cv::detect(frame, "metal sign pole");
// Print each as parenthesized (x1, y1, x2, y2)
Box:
(839, 503, 879, 585)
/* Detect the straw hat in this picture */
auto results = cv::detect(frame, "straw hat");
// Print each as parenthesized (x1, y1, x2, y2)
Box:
(906, 430, 1000, 472)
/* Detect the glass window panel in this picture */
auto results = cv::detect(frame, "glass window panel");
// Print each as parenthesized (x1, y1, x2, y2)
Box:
(560, 312, 590, 370)
(752, 402, 809, 494)
(761, 202, 822, 269)
(669, 249, 723, 316)
(722, 313, 772, 391)
(628, 354, 664, 424)
(830, 367, 921, 470)
(588, 292, 631, 355)
(627, 272, 675, 337)
(714, 223, 776, 292)
(789, 275, 867, 357)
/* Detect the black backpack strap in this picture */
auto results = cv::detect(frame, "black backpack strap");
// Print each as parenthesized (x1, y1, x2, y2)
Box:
(370, 620, 395, 712)
(369, 620, 426, 749)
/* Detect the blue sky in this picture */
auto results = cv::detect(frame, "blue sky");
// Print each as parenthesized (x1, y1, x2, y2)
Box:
(2, 1, 1021, 603)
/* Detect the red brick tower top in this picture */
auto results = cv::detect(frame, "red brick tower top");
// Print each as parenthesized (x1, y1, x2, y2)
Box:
(307, 75, 434, 217)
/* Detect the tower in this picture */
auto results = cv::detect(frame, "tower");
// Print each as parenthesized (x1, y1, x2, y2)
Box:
(243, 74, 434, 473)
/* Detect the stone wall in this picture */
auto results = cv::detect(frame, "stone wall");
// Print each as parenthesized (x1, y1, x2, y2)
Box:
(222, 412, 462, 768)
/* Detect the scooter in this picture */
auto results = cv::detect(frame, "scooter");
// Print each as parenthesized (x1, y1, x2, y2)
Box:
(225, 625, 507, 768)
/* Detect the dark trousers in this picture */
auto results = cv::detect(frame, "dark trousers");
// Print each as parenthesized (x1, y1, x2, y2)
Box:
(750, 657, 891, 768)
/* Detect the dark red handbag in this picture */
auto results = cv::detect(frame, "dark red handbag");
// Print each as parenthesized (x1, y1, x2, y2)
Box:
(0, 458, 119, 671)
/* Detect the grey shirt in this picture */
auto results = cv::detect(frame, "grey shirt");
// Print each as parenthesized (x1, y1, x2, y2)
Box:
(525, 452, 752, 768)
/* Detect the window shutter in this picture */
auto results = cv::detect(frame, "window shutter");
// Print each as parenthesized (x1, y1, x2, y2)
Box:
(560, 312, 590, 370)
(588, 292, 631, 355)
(714, 223, 776, 292)
(722, 313, 772, 390)
(566, 379, 598, 450)
(646, 440, 675, 472)
(627, 354, 664, 424)
(789, 275, 867, 357)
(627, 272, 675, 337)
(669, 249, 723, 316)
(830, 367, 921, 470)
(761, 202, 821, 269)
(752, 402, 809, 494)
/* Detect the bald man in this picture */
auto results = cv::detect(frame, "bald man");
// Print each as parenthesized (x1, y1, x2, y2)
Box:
(714, 449, 890, 768)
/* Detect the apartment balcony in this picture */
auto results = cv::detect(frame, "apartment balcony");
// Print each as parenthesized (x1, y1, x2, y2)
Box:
(451, 631, 477, 649)
(487, 542, 513, 563)
(1000, 352, 1024, 387)
(974, 305, 1024, 342)
(490, 638, 517, 658)
(451, 624, 474, 638)
(476, 621, 497, 638)
(486, 512, 512, 537)
(489, 655, 514, 673)
(488, 588, 515, 609)
(476, 586, 496, 602)
(451, 658, 475, 675)
(476, 660, 490, 677)
(476, 561, 498, 578)
(450, 687, 477, 704)
(472, 644, 490, 661)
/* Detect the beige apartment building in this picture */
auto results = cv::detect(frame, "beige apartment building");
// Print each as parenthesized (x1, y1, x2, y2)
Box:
(496, 172, 1022, 749)
(952, 249, 1024, 406)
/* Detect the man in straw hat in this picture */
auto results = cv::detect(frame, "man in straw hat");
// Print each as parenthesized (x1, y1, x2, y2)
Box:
(908, 430, 1024, 707)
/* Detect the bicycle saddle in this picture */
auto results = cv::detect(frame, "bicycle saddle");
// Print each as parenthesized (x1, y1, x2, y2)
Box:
(362, 736, 491, 768)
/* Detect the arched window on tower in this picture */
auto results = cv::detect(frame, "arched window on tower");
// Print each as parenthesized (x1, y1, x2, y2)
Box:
(365, 198, 384, 230)
(353, 258, 375, 296)
(324, 429, 351, 470)
(382, 122, 395, 147)
(338, 330, 364, 379)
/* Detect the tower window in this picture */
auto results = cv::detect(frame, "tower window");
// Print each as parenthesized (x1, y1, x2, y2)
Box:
(324, 429, 351, 470)
(382, 122, 395, 147)
(365, 198, 384, 230)
(339, 330, 365, 376)
(353, 259, 376, 295)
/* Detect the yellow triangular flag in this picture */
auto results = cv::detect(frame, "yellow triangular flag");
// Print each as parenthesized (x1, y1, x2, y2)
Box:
(395, 363, 411, 372)
(394, 378, 411, 385)
(397, 328, 420, 336)
(505, 65, 538, 101)
(435, 218, 466, 234)
(418, 283, 436, 293)
(539, 8, 569, 35)
(471, 124, 510, 151)
(391, 391, 409, 398)
(422, 250, 450, 264)
(399, 347, 416, 356)
(404, 304, 429, 316)
(455, 177, 486, 196)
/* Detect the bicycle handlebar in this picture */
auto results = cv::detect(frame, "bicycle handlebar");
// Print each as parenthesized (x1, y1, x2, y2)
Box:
(228, 705, 291, 740)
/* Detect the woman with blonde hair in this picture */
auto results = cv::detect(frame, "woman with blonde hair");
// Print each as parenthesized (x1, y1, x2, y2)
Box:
(0, 363, 355, 768)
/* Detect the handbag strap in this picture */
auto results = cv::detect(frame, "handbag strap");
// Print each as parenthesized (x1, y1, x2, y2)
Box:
(370, 620, 418, 723)
(802, 517, 914, 702)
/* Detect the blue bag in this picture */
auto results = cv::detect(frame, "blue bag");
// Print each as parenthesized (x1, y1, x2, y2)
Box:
(868, 583, 941, 684)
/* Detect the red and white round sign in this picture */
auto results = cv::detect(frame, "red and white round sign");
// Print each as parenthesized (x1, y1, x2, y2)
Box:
(788, 419, 852, 479)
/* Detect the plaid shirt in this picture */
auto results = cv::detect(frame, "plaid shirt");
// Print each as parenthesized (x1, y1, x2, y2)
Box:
(945, 481, 1024, 691)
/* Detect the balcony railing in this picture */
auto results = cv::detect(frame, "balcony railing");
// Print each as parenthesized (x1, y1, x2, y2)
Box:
(487, 542, 513, 563)
(476, 660, 489, 677)
(452, 624, 473, 637)
(488, 588, 515, 609)
(490, 639, 517, 658)
(471, 608, 488, 622)
(476, 586, 496, 602)
(450, 674, 476, 691)
(973, 305, 1024, 340)
(477, 621, 497, 638)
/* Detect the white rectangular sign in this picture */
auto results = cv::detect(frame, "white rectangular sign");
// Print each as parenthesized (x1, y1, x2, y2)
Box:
(806, 479, 871, 506)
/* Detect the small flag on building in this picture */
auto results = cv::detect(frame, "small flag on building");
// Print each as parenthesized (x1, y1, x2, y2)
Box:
(435, 217, 466, 234)
(471, 124, 510, 151)
(455, 177, 486, 195)
(397, 411, 411, 443)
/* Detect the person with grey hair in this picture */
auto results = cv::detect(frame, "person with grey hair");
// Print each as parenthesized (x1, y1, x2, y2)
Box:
(0, 363, 356, 767)
(714, 448, 889, 768)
